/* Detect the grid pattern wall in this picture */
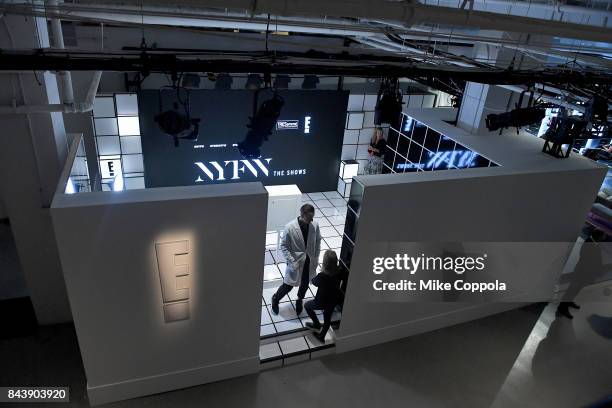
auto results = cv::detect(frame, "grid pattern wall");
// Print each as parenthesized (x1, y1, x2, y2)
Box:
(92, 94, 145, 191)
(342, 93, 437, 174)
(383, 112, 499, 174)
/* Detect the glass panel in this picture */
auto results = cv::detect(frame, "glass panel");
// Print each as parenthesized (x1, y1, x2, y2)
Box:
(94, 118, 118, 135)
(383, 146, 395, 170)
(124, 177, 145, 190)
(70, 157, 88, 176)
(397, 134, 410, 158)
(454, 151, 478, 168)
(438, 135, 456, 151)
(407, 141, 423, 164)
(411, 122, 427, 145)
(93, 97, 115, 117)
(394, 156, 408, 172)
(115, 94, 139, 116)
(401, 114, 414, 135)
(122, 154, 144, 173)
(472, 154, 491, 168)
(120, 136, 142, 154)
(96, 136, 121, 155)
(387, 128, 400, 151)
(423, 129, 441, 151)
(117, 116, 140, 136)
(401, 162, 420, 172)
(421, 149, 438, 170)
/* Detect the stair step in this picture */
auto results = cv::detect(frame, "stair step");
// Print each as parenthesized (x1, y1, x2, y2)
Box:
(259, 330, 336, 370)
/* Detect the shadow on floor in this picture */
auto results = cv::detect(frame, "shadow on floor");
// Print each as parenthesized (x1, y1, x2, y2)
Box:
(0, 304, 544, 408)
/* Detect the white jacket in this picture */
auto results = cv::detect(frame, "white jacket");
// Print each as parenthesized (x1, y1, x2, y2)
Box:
(280, 218, 321, 286)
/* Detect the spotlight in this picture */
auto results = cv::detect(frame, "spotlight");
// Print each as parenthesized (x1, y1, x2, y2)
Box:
(245, 74, 263, 90)
(215, 73, 233, 90)
(274, 74, 291, 89)
(485, 107, 545, 132)
(155, 88, 200, 147)
(154, 109, 200, 147)
(302, 75, 319, 90)
(374, 77, 403, 126)
(238, 92, 284, 158)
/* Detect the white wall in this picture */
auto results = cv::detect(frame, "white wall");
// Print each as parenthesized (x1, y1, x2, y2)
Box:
(336, 163, 605, 352)
(335, 106, 607, 353)
(51, 182, 268, 405)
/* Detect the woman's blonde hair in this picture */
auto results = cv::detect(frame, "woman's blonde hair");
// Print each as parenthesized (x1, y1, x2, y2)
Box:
(371, 127, 384, 144)
(322, 250, 339, 275)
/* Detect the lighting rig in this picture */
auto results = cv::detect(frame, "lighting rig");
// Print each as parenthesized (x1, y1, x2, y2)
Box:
(154, 74, 201, 147)
(374, 77, 404, 127)
(237, 72, 285, 158)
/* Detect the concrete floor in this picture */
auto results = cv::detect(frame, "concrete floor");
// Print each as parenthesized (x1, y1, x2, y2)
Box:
(2, 282, 611, 408)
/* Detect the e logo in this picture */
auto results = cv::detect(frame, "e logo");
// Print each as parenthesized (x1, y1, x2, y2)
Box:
(155, 240, 191, 322)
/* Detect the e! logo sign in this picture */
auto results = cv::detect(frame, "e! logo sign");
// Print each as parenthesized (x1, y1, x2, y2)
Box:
(155, 240, 191, 322)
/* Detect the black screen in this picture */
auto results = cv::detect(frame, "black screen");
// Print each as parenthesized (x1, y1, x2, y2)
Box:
(139, 89, 349, 193)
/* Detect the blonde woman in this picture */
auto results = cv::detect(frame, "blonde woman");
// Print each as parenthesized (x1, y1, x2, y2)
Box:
(304, 250, 343, 342)
(364, 127, 387, 175)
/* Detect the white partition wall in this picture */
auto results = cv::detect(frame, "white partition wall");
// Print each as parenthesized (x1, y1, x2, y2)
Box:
(334, 108, 607, 353)
(51, 180, 268, 405)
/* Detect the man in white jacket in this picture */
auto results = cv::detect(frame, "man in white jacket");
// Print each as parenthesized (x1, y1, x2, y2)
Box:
(271, 203, 321, 316)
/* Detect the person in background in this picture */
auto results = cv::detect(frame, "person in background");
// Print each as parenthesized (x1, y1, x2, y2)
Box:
(305, 250, 343, 342)
(364, 127, 387, 175)
(271, 204, 321, 316)
(557, 228, 610, 319)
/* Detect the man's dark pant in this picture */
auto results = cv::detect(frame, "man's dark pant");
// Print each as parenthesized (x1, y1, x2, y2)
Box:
(304, 299, 334, 337)
(274, 257, 310, 301)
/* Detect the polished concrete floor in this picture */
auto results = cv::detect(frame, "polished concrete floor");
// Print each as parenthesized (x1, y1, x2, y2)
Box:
(2, 282, 611, 408)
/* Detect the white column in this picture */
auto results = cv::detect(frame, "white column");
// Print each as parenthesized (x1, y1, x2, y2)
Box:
(457, 32, 540, 136)
(0, 13, 72, 323)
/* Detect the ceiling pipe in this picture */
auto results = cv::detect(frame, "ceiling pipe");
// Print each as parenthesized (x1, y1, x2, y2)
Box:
(0, 71, 102, 114)
(47, 0, 75, 105)
(356, 36, 481, 68)
(5, 2, 610, 63)
(498, 84, 586, 113)
(422, 0, 612, 22)
(354, 36, 601, 111)
(82, 0, 611, 43)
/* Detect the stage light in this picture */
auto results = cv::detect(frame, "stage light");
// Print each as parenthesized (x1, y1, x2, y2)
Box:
(155, 87, 200, 147)
(155, 109, 200, 147)
(238, 92, 284, 158)
(246, 74, 263, 90)
(302, 75, 319, 90)
(485, 107, 545, 132)
(374, 77, 403, 126)
(215, 73, 233, 90)
(274, 74, 291, 89)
